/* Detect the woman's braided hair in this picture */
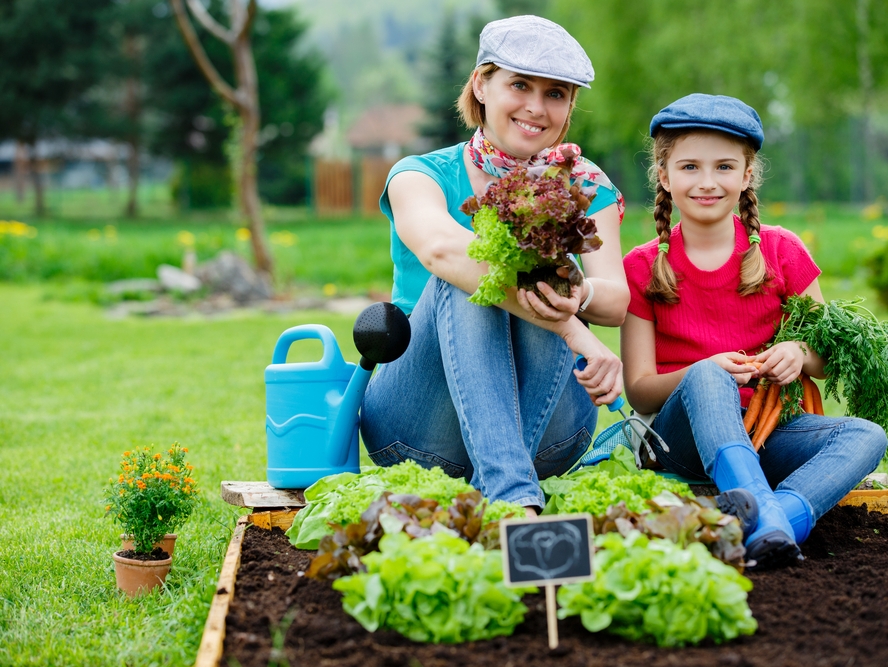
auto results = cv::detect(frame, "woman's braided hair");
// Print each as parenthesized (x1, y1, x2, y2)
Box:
(645, 128, 767, 304)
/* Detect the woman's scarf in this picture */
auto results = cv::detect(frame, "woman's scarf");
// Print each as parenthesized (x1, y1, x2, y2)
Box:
(466, 128, 625, 221)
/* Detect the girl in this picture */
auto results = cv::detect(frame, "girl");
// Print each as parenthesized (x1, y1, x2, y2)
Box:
(360, 15, 630, 516)
(622, 93, 887, 568)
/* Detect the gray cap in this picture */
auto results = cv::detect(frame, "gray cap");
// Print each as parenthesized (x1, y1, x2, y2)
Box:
(475, 15, 594, 88)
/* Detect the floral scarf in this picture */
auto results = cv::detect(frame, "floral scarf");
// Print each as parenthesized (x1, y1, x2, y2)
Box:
(466, 128, 625, 221)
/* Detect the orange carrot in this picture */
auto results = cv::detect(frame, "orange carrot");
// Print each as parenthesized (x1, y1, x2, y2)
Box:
(753, 392, 784, 451)
(743, 382, 768, 433)
(800, 373, 815, 414)
(811, 378, 824, 415)
(759, 382, 780, 424)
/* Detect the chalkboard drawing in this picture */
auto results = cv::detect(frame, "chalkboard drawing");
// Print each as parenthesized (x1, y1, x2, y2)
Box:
(509, 522, 582, 580)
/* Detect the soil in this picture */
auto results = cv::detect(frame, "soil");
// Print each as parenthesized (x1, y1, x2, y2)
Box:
(115, 547, 170, 560)
(516, 267, 574, 305)
(222, 504, 888, 667)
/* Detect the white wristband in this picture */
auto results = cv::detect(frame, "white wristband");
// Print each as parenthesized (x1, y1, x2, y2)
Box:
(577, 277, 595, 313)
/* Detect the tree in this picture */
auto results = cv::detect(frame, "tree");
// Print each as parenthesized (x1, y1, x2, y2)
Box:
(419, 10, 475, 149)
(0, 0, 111, 216)
(170, 0, 273, 277)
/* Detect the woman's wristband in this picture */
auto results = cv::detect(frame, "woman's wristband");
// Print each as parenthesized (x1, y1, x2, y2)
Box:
(577, 278, 595, 313)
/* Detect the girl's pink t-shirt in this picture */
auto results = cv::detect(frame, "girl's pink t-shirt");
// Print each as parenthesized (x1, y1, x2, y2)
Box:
(623, 215, 821, 405)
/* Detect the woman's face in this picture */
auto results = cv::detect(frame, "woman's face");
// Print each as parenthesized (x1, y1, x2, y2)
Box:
(474, 68, 573, 159)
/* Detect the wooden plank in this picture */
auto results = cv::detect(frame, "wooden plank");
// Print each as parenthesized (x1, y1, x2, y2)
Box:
(839, 489, 888, 513)
(194, 515, 249, 667)
(220, 481, 306, 509)
(248, 509, 300, 532)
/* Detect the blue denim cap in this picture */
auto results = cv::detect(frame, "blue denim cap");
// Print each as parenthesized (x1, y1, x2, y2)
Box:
(650, 94, 764, 150)
(476, 15, 594, 88)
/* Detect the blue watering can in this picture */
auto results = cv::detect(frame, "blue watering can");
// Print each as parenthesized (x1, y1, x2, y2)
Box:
(265, 302, 411, 489)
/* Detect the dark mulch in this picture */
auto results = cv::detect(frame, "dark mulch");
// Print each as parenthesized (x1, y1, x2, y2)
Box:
(222, 504, 888, 667)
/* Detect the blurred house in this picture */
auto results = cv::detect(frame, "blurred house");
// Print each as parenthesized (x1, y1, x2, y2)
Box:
(310, 104, 430, 216)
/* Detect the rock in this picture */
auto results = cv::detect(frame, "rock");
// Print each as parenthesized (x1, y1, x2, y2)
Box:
(195, 251, 272, 304)
(157, 264, 202, 293)
(105, 278, 162, 296)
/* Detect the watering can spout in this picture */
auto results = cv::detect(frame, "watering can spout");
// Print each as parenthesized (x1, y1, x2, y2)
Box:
(327, 360, 374, 467)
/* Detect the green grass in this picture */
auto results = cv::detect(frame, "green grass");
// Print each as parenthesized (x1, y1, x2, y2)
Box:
(0, 284, 363, 666)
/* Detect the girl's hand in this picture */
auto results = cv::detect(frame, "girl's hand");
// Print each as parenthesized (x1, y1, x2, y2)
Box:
(708, 352, 760, 386)
(571, 336, 623, 406)
(517, 280, 582, 322)
(754, 342, 806, 385)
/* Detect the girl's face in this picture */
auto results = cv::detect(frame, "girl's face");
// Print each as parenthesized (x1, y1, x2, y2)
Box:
(658, 132, 753, 227)
(473, 68, 573, 159)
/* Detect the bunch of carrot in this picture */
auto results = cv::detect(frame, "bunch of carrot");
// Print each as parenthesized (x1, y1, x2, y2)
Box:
(743, 373, 823, 451)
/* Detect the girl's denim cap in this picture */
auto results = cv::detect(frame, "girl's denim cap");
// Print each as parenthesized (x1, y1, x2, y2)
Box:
(475, 15, 594, 88)
(650, 94, 765, 150)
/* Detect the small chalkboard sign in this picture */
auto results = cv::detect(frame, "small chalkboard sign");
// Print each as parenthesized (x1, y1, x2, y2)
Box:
(500, 514, 595, 587)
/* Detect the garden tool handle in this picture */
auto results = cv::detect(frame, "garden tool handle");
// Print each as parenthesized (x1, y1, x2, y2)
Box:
(574, 356, 626, 414)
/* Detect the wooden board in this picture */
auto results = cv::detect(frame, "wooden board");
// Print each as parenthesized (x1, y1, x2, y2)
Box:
(248, 509, 299, 532)
(839, 489, 888, 513)
(194, 515, 249, 667)
(220, 481, 306, 508)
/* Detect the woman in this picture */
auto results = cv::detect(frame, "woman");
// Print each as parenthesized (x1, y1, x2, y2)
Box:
(360, 15, 630, 515)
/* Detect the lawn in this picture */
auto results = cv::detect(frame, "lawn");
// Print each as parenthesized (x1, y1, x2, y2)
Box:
(1, 193, 887, 665)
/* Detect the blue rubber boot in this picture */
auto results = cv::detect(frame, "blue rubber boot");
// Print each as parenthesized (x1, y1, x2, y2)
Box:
(775, 489, 815, 544)
(711, 442, 802, 569)
(714, 489, 759, 541)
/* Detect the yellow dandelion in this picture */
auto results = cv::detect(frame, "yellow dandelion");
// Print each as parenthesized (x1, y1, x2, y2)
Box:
(104, 225, 117, 240)
(235, 227, 251, 241)
(177, 230, 196, 247)
(87, 229, 101, 241)
(323, 283, 337, 297)
(863, 203, 883, 221)
(799, 230, 816, 246)
(872, 225, 888, 241)
(270, 231, 298, 247)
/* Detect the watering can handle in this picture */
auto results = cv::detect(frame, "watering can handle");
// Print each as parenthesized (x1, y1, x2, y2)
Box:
(271, 325, 346, 367)
(574, 356, 625, 413)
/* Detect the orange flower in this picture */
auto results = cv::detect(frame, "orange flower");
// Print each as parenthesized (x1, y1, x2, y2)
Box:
(154, 472, 162, 478)
(123, 451, 131, 457)
(184, 477, 195, 485)
(183, 486, 192, 494)
(182, 448, 188, 452)
(186, 464, 194, 471)
(153, 453, 162, 460)
(118, 474, 125, 483)
(136, 481, 147, 490)
(168, 465, 180, 473)
(141, 472, 152, 479)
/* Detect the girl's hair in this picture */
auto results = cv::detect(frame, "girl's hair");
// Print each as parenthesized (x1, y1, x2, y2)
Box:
(645, 128, 767, 304)
(456, 63, 580, 146)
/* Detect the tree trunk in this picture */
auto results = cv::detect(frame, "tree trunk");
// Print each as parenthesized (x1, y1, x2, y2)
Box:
(856, 0, 873, 202)
(28, 142, 45, 217)
(13, 141, 27, 203)
(123, 34, 143, 218)
(170, 0, 274, 281)
(233, 19, 272, 277)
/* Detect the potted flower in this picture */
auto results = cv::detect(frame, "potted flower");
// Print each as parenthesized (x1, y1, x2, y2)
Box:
(104, 442, 199, 596)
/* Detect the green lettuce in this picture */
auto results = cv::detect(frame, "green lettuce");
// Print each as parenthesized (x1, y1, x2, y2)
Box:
(557, 531, 757, 646)
(539, 451, 694, 516)
(333, 531, 536, 643)
(286, 460, 522, 549)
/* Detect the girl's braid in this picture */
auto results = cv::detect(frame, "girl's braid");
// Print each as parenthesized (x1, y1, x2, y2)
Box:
(646, 183, 680, 303)
(737, 186, 769, 295)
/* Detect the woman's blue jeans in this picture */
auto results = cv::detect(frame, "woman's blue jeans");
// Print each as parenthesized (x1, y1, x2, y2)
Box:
(649, 360, 887, 521)
(360, 277, 598, 508)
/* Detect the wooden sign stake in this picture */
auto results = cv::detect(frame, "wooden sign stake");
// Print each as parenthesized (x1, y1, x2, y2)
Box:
(545, 584, 559, 649)
(500, 514, 594, 651)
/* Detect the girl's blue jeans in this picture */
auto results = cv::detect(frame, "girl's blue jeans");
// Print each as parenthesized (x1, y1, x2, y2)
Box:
(360, 276, 598, 508)
(650, 360, 887, 520)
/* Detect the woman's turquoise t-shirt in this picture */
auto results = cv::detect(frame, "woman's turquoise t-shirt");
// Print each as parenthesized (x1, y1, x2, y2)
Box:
(379, 142, 620, 315)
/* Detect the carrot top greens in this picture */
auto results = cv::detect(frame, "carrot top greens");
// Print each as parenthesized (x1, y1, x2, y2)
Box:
(771, 295, 888, 429)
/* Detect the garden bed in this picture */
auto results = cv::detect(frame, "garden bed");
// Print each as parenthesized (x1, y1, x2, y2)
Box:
(220, 502, 888, 667)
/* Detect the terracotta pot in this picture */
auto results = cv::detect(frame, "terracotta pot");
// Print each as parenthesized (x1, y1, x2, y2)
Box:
(113, 551, 172, 596)
(120, 533, 177, 558)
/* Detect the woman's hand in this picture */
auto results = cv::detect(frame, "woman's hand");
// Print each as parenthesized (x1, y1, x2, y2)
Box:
(708, 352, 760, 386)
(517, 279, 583, 322)
(570, 334, 623, 406)
(753, 342, 806, 385)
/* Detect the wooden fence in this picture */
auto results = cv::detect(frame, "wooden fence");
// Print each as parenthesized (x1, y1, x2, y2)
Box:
(313, 157, 396, 217)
